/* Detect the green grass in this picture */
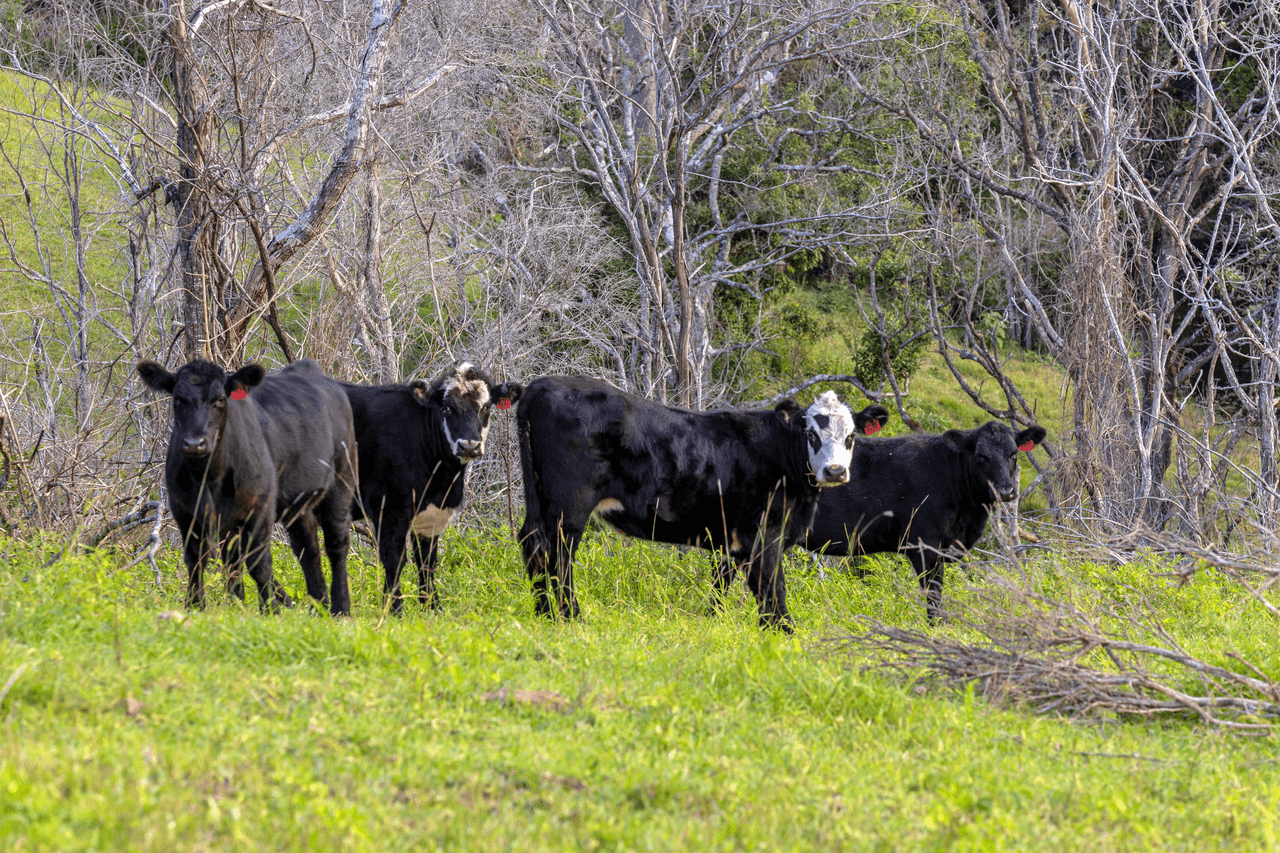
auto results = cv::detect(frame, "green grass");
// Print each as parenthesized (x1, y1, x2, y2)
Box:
(3, 529, 1279, 851)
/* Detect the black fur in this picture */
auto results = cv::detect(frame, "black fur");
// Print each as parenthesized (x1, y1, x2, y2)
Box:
(516, 375, 889, 632)
(341, 363, 523, 612)
(137, 358, 358, 614)
(805, 420, 1047, 620)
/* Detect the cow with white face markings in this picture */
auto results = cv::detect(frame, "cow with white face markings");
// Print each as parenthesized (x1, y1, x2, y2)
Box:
(516, 375, 890, 632)
(341, 363, 524, 612)
(804, 391, 860, 484)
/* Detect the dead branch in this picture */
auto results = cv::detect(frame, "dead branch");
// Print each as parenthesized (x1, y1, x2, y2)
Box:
(825, 567, 1280, 733)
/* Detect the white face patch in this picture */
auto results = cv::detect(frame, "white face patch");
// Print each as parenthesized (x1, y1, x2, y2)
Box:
(410, 504, 456, 537)
(804, 391, 855, 485)
(442, 362, 490, 407)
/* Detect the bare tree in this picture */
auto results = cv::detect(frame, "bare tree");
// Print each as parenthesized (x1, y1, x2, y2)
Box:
(531, 0, 896, 406)
(856, 0, 1280, 533)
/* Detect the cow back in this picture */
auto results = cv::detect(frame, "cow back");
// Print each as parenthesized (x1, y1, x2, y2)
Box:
(519, 376, 815, 552)
(807, 433, 992, 556)
(252, 361, 356, 505)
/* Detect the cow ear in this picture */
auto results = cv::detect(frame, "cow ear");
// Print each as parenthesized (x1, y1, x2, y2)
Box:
(1016, 426, 1047, 451)
(409, 378, 432, 407)
(856, 405, 890, 436)
(491, 382, 524, 411)
(774, 399, 803, 425)
(136, 360, 175, 394)
(943, 429, 973, 452)
(225, 364, 265, 397)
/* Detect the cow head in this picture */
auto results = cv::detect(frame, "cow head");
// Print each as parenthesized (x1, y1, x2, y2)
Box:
(137, 359, 265, 458)
(943, 421, 1047, 502)
(409, 362, 524, 461)
(780, 393, 888, 486)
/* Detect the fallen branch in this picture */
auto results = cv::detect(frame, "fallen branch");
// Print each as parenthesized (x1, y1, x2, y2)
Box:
(88, 500, 162, 549)
(120, 498, 166, 587)
(825, 569, 1280, 734)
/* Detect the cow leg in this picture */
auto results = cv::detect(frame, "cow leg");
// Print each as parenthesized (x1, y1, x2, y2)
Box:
(549, 520, 583, 620)
(707, 556, 740, 614)
(285, 512, 328, 609)
(222, 530, 246, 604)
(318, 457, 356, 617)
(744, 536, 794, 634)
(179, 519, 212, 610)
(377, 519, 412, 614)
(906, 548, 946, 623)
(518, 515, 555, 618)
(522, 525, 552, 617)
(243, 524, 289, 613)
(409, 533, 441, 610)
(318, 503, 353, 617)
(521, 511, 582, 621)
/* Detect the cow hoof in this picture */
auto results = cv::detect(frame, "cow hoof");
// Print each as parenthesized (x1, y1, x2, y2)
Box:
(759, 614, 795, 634)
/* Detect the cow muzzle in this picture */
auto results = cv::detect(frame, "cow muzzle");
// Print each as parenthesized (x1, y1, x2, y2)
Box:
(182, 436, 211, 456)
(990, 482, 1017, 502)
(817, 464, 849, 485)
(454, 439, 483, 460)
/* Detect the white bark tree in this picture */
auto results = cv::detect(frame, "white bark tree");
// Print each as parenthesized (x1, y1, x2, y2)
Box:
(859, 0, 1280, 531)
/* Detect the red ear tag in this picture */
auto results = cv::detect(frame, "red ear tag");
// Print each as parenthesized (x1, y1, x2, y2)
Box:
(495, 399, 512, 411)
(1018, 441, 1034, 452)
(230, 389, 248, 401)
(864, 422, 881, 435)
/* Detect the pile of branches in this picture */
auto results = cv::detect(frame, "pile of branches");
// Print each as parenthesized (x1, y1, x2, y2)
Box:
(828, 569, 1280, 734)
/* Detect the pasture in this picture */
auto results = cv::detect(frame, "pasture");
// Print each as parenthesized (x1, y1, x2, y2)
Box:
(2, 528, 1278, 851)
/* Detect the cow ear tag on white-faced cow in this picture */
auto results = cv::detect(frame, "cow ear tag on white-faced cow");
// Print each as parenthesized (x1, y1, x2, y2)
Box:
(864, 421, 881, 435)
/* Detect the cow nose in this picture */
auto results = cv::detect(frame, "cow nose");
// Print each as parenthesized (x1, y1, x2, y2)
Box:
(821, 464, 848, 484)
(182, 436, 209, 455)
(455, 440, 483, 459)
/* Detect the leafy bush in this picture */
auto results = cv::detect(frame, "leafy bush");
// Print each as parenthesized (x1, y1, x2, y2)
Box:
(849, 322, 929, 390)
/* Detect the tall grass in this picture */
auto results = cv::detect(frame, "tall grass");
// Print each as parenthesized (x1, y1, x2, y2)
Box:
(2, 529, 1278, 851)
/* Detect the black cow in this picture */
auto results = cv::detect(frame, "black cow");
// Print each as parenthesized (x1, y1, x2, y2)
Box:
(137, 358, 359, 614)
(804, 420, 1047, 620)
(341, 363, 523, 612)
(516, 375, 891, 631)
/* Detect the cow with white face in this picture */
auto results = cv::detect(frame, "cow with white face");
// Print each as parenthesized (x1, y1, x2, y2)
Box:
(341, 363, 524, 612)
(516, 375, 890, 631)
(804, 390, 864, 485)
(432, 363, 500, 460)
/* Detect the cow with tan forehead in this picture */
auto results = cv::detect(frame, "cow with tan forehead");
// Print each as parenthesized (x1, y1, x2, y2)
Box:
(342, 362, 523, 612)
(516, 376, 890, 632)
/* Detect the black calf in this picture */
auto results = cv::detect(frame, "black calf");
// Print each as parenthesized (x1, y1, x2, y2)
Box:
(805, 420, 1047, 620)
(138, 358, 358, 614)
(342, 362, 523, 611)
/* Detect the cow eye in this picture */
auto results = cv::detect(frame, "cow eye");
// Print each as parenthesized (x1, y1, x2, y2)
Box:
(845, 435, 854, 449)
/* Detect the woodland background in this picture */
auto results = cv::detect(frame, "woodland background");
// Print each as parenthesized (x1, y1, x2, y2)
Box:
(3, 0, 1280, 541)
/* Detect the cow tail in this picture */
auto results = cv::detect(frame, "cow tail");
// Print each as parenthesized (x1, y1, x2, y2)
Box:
(514, 403, 548, 560)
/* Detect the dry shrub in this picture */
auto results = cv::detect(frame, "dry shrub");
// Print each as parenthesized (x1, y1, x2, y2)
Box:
(827, 538, 1280, 734)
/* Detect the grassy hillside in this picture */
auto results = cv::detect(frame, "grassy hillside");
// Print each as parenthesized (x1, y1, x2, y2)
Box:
(2, 531, 1277, 851)
(0, 73, 124, 310)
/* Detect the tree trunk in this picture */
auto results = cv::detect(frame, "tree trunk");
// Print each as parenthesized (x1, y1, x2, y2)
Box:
(361, 156, 397, 382)
(167, 0, 219, 362)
